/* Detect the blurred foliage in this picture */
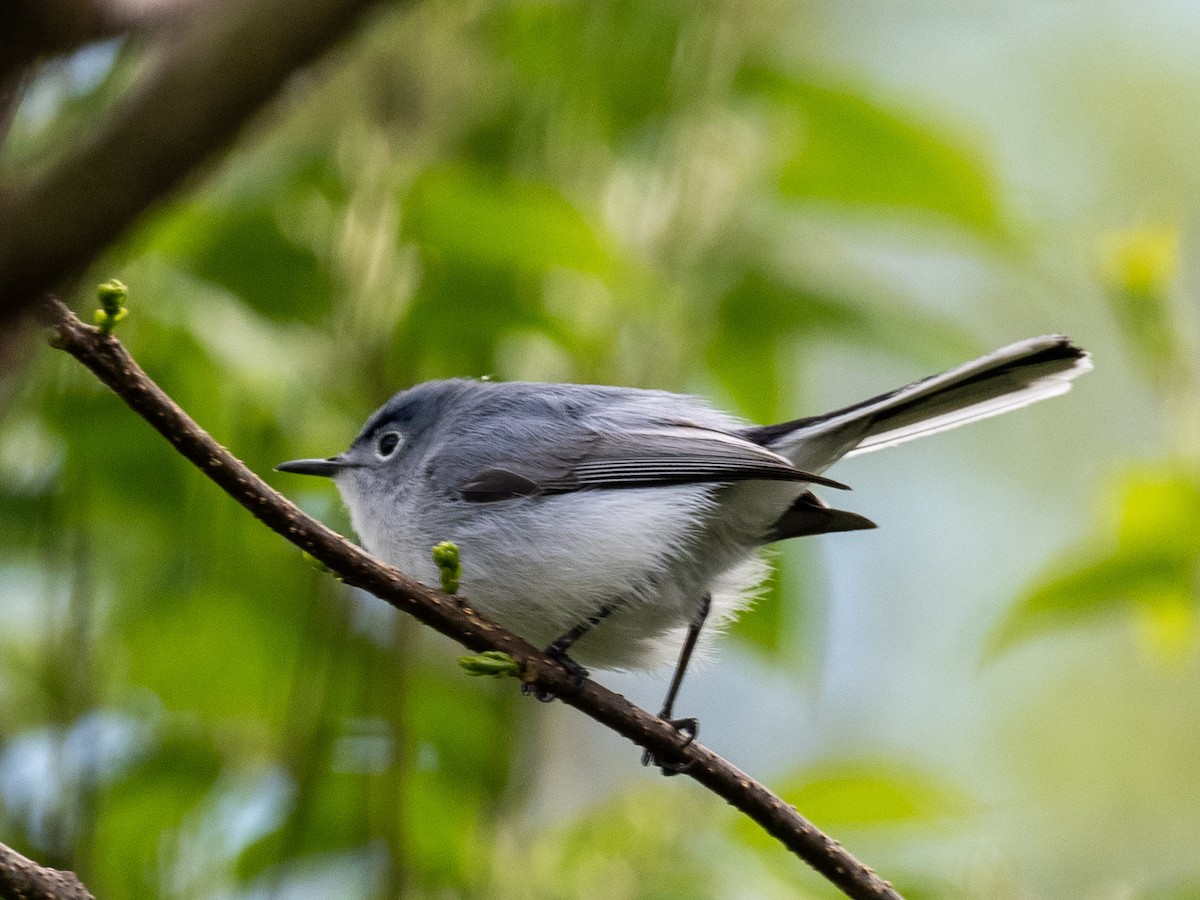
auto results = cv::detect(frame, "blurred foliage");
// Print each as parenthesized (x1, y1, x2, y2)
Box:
(3, 0, 1197, 898)
(990, 469, 1200, 660)
(991, 221, 1200, 662)
(733, 760, 965, 849)
(740, 68, 1004, 239)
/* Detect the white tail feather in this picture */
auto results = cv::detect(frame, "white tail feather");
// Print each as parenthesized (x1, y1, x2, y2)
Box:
(760, 335, 1092, 470)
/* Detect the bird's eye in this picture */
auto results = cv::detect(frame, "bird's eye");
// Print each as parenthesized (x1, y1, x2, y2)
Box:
(376, 431, 402, 458)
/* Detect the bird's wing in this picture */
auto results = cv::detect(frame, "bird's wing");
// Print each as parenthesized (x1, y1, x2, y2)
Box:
(458, 424, 848, 502)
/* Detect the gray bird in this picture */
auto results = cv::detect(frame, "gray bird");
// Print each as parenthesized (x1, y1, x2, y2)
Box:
(278, 334, 1090, 765)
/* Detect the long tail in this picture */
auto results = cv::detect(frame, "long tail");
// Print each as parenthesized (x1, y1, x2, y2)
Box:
(744, 335, 1091, 472)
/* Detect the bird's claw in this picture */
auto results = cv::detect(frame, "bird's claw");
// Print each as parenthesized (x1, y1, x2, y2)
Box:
(520, 645, 589, 703)
(642, 715, 699, 776)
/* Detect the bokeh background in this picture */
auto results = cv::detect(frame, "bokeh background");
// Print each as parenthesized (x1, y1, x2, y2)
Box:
(3, 1, 1200, 897)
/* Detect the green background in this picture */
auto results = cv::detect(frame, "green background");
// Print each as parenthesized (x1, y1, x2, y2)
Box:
(2, 2, 1199, 897)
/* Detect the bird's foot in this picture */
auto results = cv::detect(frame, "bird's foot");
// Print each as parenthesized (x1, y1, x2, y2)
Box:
(520, 645, 589, 703)
(641, 715, 699, 776)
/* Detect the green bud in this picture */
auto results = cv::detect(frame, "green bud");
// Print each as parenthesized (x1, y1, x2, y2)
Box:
(458, 650, 521, 678)
(432, 540, 462, 594)
(94, 279, 129, 335)
(97, 279, 128, 309)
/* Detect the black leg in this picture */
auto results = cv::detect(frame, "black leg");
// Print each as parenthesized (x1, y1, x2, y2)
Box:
(522, 604, 615, 702)
(643, 593, 711, 775)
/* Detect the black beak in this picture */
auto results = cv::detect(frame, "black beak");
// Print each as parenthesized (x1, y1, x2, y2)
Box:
(275, 456, 352, 478)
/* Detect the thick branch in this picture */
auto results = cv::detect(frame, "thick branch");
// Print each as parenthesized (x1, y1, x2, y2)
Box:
(0, 0, 393, 324)
(0, 839, 95, 900)
(44, 300, 902, 900)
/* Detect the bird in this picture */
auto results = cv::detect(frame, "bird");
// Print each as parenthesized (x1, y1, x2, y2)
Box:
(278, 334, 1090, 768)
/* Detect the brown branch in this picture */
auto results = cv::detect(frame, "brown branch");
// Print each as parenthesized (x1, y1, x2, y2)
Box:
(44, 298, 902, 900)
(0, 838, 95, 900)
(0, 0, 394, 324)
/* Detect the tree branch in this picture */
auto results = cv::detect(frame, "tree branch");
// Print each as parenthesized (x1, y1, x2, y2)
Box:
(44, 298, 902, 900)
(0, 0, 394, 325)
(0, 838, 95, 900)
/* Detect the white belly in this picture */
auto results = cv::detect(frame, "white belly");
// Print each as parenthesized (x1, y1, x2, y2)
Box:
(341, 476, 799, 670)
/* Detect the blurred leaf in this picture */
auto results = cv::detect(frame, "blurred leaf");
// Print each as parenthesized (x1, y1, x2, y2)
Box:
(1133, 595, 1198, 664)
(90, 726, 223, 897)
(403, 165, 609, 274)
(122, 589, 300, 724)
(391, 264, 548, 380)
(989, 469, 1200, 657)
(1146, 878, 1200, 900)
(407, 669, 512, 795)
(134, 154, 345, 324)
(1099, 224, 1183, 382)
(489, 787, 718, 900)
(988, 550, 1189, 657)
(1101, 225, 1178, 300)
(709, 270, 978, 421)
(491, 1, 687, 140)
(735, 760, 966, 847)
(402, 770, 488, 890)
(236, 768, 370, 882)
(741, 68, 1003, 237)
(149, 204, 335, 324)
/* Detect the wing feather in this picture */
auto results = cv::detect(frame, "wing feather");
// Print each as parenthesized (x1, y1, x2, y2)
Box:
(459, 424, 847, 502)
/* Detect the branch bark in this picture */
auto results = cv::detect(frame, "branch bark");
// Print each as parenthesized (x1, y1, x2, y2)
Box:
(0, 0, 394, 325)
(0, 838, 95, 900)
(44, 298, 902, 900)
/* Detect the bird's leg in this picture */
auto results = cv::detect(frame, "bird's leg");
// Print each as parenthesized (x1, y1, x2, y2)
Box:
(522, 604, 615, 702)
(643, 592, 711, 775)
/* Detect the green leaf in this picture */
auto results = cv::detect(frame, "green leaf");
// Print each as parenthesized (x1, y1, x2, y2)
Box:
(133, 154, 345, 324)
(734, 760, 966, 847)
(151, 204, 336, 323)
(989, 469, 1200, 657)
(458, 651, 521, 678)
(988, 550, 1192, 657)
(741, 68, 1004, 238)
(1144, 877, 1200, 900)
(403, 165, 609, 275)
(708, 270, 979, 421)
(1099, 225, 1183, 382)
(490, 1, 687, 140)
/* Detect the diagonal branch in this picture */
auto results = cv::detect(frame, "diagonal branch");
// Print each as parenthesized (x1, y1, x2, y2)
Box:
(0, 0, 395, 325)
(0, 838, 95, 900)
(44, 298, 902, 900)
